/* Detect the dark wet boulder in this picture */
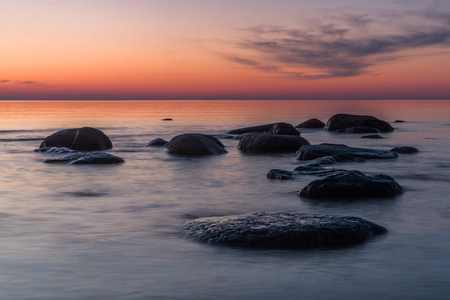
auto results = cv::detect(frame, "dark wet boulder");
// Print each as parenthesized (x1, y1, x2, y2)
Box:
(335, 126, 381, 133)
(311, 154, 366, 166)
(228, 123, 276, 134)
(167, 133, 227, 156)
(361, 134, 383, 139)
(238, 133, 310, 153)
(183, 212, 387, 249)
(44, 152, 125, 165)
(326, 114, 394, 132)
(39, 127, 113, 151)
(391, 146, 419, 154)
(298, 171, 404, 199)
(294, 165, 344, 176)
(295, 144, 398, 160)
(296, 118, 325, 129)
(269, 122, 300, 136)
(146, 138, 168, 147)
(267, 169, 297, 180)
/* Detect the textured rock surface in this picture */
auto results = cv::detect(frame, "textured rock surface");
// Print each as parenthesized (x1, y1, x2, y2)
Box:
(326, 114, 394, 132)
(296, 118, 325, 128)
(335, 126, 381, 133)
(44, 152, 125, 164)
(391, 146, 419, 154)
(299, 171, 404, 199)
(183, 212, 387, 249)
(267, 169, 297, 180)
(295, 144, 398, 160)
(40, 127, 113, 151)
(238, 133, 310, 153)
(34, 147, 78, 154)
(228, 123, 276, 134)
(167, 133, 227, 156)
(146, 138, 168, 147)
(269, 122, 300, 136)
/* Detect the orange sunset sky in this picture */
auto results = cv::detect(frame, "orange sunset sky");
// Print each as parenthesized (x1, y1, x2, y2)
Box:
(1, 0, 449, 100)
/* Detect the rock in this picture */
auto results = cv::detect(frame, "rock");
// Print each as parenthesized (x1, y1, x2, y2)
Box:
(294, 165, 344, 176)
(295, 144, 398, 160)
(391, 146, 419, 154)
(228, 123, 276, 134)
(146, 138, 168, 147)
(326, 114, 394, 132)
(34, 147, 78, 154)
(296, 118, 325, 128)
(183, 212, 387, 249)
(44, 152, 125, 164)
(335, 126, 381, 133)
(162, 118, 173, 121)
(167, 133, 227, 156)
(40, 127, 113, 151)
(267, 169, 297, 180)
(214, 134, 234, 139)
(238, 133, 310, 153)
(298, 171, 404, 199)
(394, 120, 406, 123)
(269, 122, 300, 136)
(361, 134, 383, 139)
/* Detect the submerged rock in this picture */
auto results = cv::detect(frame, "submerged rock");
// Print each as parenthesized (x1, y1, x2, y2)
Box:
(269, 122, 300, 136)
(34, 147, 78, 154)
(40, 127, 113, 151)
(296, 118, 325, 129)
(228, 123, 276, 134)
(298, 171, 404, 199)
(326, 114, 394, 132)
(295, 144, 398, 160)
(293, 165, 345, 176)
(335, 126, 381, 134)
(183, 212, 387, 249)
(44, 152, 125, 164)
(361, 134, 384, 139)
(146, 138, 168, 147)
(267, 169, 297, 180)
(391, 146, 419, 154)
(167, 133, 227, 156)
(238, 133, 310, 153)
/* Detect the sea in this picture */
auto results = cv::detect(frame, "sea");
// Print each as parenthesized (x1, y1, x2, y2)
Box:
(0, 100, 449, 299)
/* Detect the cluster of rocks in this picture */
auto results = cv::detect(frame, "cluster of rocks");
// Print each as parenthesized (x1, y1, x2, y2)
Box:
(35, 114, 417, 250)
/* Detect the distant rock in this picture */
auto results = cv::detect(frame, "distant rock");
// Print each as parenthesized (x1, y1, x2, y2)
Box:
(267, 169, 297, 180)
(394, 120, 406, 123)
(391, 146, 419, 154)
(269, 122, 300, 136)
(238, 133, 310, 153)
(295, 144, 398, 160)
(228, 123, 276, 134)
(335, 126, 381, 133)
(167, 133, 227, 156)
(146, 138, 168, 147)
(326, 114, 394, 132)
(296, 118, 325, 129)
(162, 118, 173, 121)
(361, 134, 384, 139)
(298, 171, 404, 199)
(183, 212, 387, 249)
(44, 152, 125, 165)
(40, 127, 113, 151)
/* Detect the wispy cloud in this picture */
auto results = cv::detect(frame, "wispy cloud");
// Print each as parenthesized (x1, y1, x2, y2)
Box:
(227, 11, 450, 79)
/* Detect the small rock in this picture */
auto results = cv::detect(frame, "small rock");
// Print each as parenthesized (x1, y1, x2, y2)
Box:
(146, 138, 168, 147)
(391, 146, 419, 154)
(167, 133, 227, 156)
(162, 118, 173, 121)
(228, 123, 276, 134)
(267, 169, 297, 180)
(296, 118, 325, 129)
(361, 134, 383, 139)
(44, 152, 125, 164)
(295, 144, 398, 160)
(394, 120, 406, 123)
(269, 122, 300, 136)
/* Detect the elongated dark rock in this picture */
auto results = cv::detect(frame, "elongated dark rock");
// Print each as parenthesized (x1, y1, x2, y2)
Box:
(326, 114, 393, 132)
(44, 152, 125, 164)
(295, 144, 397, 160)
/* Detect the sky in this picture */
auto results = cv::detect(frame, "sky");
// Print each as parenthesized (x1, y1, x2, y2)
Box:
(1, 0, 449, 100)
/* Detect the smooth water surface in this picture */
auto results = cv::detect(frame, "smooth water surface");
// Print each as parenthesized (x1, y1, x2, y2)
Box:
(0, 100, 449, 299)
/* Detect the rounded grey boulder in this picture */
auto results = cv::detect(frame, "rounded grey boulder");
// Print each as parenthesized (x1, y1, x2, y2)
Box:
(40, 127, 113, 151)
(238, 133, 310, 153)
(183, 212, 387, 249)
(326, 114, 393, 132)
(146, 138, 168, 147)
(167, 133, 227, 156)
(299, 171, 404, 199)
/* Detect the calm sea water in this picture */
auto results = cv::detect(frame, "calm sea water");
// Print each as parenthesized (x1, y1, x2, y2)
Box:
(0, 100, 449, 299)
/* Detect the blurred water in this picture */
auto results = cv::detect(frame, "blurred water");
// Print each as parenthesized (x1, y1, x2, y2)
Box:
(0, 100, 449, 299)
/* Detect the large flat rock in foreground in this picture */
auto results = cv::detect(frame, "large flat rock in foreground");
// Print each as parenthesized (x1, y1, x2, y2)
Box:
(296, 144, 398, 160)
(184, 212, 387, 249)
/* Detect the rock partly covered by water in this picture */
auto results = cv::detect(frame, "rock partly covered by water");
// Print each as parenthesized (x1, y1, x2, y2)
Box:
(228, 123, 276, 134)
(361, 134, 384, 139)
(326, 114, 394, 132)
(295, 118, 325, 128)
(40, 127, 113, 151)
(183, 212, 387, 249)
(335, 126, 381, 134)
(295, 144, 398, 160)
(146, 138, 168, 147)
(238, 133, 310, 153)
(267, 169, 297, 180)
(44, 152, 125, 164)
(167, 133, 227, 156)
(391, 146, 419, 154)
(269, 122, 300, 136)
(34, 147, 78, 154)
(298, 171, 404, 199)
